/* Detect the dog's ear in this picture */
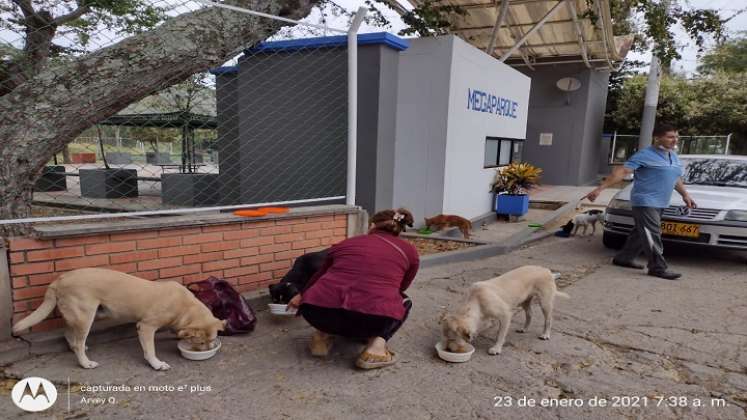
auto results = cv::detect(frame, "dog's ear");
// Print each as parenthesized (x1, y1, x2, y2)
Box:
(456, 325, 473, 342)
(218, 319, 227, 331)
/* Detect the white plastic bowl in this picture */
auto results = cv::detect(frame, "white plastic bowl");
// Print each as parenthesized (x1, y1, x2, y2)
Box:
(268, 303, 297, 316)
(435, 341, 475, 363)
(178, 339, 221, 361)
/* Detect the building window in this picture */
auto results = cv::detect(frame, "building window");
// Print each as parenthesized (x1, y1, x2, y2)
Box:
(484, 137, 524, 168)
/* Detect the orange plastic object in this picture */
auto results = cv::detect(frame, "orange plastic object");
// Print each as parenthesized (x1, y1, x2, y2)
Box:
(259, 207, 289, 214)
(233, 209, 269, 217)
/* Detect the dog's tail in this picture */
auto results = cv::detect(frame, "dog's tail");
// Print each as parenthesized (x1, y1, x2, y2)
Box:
(551, 273, 570, 299)
(12, 283, 58, 334)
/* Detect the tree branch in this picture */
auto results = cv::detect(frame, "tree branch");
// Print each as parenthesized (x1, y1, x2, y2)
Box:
(11, 0, 42, 21)
(0, 0, 320, 218)
(52, 4, 92, 26)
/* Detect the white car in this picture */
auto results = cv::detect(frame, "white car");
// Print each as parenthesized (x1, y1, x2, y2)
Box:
(603, 155, 747, 250)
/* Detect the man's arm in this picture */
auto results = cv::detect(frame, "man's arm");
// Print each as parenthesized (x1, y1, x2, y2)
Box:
(675, 178, 697, 208)
(583, 165, 634, 202)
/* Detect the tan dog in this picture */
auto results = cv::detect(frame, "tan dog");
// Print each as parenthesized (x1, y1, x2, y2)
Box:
(441, 265, 569, 355)
(12, 268, 225, 370)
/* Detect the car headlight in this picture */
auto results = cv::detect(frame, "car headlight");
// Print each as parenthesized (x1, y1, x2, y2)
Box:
(608, 199, 632, 211)
(725, 210, 747, 222)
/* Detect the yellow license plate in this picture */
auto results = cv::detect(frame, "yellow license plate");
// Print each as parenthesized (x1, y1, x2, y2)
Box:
(661, 221, 699, 238)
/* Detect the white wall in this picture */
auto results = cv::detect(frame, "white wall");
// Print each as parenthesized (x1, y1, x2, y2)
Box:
(392, 37, 453, 223)
(442, 37, 531, 219)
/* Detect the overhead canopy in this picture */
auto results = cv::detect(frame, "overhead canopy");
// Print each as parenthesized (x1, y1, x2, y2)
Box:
(99, 111, 217, 130)
(406, 0, 633, 70)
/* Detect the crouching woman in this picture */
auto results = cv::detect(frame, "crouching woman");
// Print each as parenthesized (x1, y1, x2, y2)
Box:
(288, 208, 420, 369)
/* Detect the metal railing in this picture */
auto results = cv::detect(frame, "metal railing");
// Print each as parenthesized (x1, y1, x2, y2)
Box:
(0, 1, 367, 226)
(609, 132, 733, 164)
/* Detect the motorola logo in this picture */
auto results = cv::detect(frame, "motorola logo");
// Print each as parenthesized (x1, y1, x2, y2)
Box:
(11, 377, 58, 412)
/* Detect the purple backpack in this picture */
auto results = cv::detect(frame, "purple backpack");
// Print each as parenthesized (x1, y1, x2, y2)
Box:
(187, 277, 257, 335)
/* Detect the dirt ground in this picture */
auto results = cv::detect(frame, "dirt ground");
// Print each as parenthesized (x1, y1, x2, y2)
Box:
(404, 237, 477, 256)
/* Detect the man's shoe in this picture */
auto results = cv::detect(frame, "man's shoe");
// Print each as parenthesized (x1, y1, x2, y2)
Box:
(648, 270, 682, 280)
(612, 258, 644, 270)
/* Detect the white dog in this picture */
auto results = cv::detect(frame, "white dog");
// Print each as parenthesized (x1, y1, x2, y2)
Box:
(13, 268, 225, 370)
(573, 209, 605, 236)
(440, 265, 569, 355)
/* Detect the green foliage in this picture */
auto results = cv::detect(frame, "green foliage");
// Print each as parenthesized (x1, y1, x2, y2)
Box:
(610, 70, 747, 153)
(698, 35, 747, 74)
(611, 74, 694, 133)
(398, 1, 465, 37)
(587, 0, 725, 66)
(4, 0, 167, 51)
(491, 162, 543, 195)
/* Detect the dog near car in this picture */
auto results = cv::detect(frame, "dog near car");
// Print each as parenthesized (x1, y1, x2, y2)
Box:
(572, 209, 605, 236)
(440, 265, 569, 356)
(12, 268, 225, 370)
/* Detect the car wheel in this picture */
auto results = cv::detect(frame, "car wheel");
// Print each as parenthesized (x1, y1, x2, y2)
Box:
(603, 231, 627, 249)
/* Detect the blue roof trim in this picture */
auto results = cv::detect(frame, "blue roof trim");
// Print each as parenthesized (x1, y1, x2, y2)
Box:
(209, 66, 239, 75)
(244, 32, 409, 54)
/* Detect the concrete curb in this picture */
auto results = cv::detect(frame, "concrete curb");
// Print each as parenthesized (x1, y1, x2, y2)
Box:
(418, 197, 583, 268)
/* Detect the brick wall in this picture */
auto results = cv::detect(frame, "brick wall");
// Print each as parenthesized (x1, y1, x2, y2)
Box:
(7, 213, 348, 333)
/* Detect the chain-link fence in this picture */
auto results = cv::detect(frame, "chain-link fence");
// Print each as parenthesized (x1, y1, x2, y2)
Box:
(0, 0, 366, 226)
(609, 133, 733, 164)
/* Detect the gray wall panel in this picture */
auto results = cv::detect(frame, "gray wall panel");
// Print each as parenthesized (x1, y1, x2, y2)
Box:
(393, 37, 453, 223)
(519, 64, 609, 185)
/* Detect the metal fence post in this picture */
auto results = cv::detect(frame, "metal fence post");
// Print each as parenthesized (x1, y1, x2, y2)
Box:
(0, 245, 12, 339)
(346, 7, 367, 207)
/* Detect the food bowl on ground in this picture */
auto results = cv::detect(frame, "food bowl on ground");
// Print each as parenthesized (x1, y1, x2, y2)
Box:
(268, 303, 298, 316)
(178, 339, 221, 361)
(435, 341, 475, 363)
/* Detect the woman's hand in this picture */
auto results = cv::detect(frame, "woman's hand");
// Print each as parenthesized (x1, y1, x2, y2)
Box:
(287, 294, 302, 309)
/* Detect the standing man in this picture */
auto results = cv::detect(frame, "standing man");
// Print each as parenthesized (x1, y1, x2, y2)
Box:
(584, 123, 697, 280)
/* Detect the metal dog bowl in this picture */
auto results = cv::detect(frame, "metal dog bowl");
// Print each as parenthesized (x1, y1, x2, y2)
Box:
(268, 303, 297, 316)
(178, 339, 221, 361)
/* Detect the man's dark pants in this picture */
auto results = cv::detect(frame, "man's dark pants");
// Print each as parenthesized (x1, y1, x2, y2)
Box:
(615, 207, 668, 272)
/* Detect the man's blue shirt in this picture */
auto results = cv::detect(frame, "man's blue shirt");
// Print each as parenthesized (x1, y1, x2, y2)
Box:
(624, 146, 683, 208)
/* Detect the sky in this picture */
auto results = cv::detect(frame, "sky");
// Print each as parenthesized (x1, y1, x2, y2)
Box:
(629, 0, 747, 74)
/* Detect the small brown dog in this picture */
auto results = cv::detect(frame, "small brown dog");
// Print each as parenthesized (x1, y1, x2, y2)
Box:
(424, 214, 472, 239)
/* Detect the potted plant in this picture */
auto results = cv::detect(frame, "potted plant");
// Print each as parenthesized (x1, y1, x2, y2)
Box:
(35, 155, 67, 192)
(79, 126, 139, 198)
(491, 162, 542, 217)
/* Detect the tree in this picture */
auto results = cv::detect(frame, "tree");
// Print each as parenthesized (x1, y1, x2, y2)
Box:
(698, 34, 747, 74)
(611, 74, 694, 133)
(0, 0, 166, 96)
(610, 71, 747, 154)
(594, 0, 725, 67)
(0, 0, 319, 232)
(601, 1, 728, 133)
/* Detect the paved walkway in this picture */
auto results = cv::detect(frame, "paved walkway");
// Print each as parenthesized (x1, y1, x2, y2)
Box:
(435, 185, 623, 244)
(2, 232, 745, 419)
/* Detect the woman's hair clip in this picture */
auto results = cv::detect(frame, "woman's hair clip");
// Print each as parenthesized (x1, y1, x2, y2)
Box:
(393, 212, 405, 222)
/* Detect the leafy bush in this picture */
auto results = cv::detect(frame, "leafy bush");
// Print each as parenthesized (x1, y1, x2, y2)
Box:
(491, 162, 542, 195)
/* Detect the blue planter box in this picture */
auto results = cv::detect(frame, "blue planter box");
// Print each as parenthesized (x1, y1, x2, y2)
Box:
(495, 194, 529, 216)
